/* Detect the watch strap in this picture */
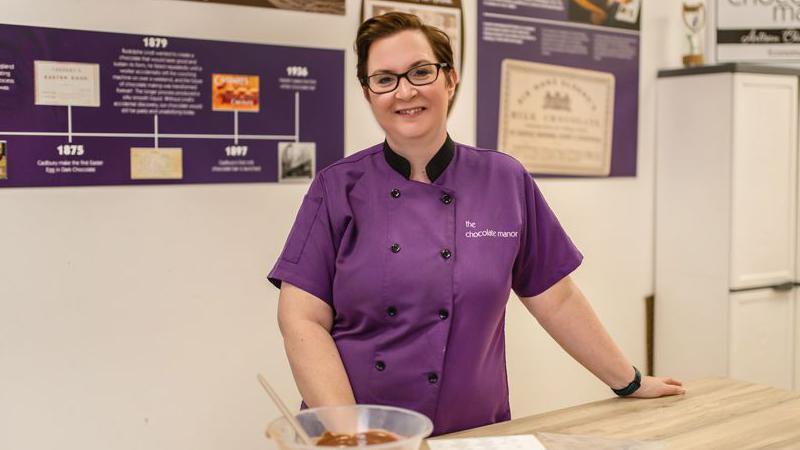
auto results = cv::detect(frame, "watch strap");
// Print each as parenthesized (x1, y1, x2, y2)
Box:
(612, 366, 641, 397)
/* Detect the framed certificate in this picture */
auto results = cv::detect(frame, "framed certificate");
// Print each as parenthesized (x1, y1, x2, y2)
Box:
(498, 59, 615, 176)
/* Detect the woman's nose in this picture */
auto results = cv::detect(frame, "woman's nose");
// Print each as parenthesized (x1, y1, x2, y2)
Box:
(394, 77, 417, 100)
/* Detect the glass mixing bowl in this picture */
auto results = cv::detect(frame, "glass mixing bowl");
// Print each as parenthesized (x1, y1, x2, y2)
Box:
(267, 404, 433, 449)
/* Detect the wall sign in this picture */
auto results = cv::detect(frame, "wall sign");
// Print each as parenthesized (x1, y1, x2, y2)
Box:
(717, 0, 800, 62)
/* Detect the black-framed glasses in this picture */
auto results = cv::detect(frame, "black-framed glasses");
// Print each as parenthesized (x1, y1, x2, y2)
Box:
(361, 62, 449, 94)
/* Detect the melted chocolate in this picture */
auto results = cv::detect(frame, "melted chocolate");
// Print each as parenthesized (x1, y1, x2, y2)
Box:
(315, 429, 400, 447)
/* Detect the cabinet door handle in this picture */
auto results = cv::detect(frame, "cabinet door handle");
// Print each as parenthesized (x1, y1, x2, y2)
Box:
(730, 281, 795, 293)
(773, 281, 795, 292)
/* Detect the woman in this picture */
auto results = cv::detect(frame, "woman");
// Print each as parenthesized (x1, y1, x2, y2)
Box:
(268, 12, 683, 436)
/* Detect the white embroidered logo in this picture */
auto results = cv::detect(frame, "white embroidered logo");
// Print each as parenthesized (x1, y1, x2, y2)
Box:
(464, 220, 519, 238)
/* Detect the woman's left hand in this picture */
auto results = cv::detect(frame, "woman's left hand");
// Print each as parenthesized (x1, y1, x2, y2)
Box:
(628, 376, 686, 398)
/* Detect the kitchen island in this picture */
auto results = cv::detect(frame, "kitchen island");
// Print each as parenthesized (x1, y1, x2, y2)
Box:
(429, 378, 800, 449)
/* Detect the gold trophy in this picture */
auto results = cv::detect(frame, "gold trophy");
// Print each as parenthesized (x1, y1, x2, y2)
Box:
(682, 1, 706, 67)
(0, 140, 7, 180)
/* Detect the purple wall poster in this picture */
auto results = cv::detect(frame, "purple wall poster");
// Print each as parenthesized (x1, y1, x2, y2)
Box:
(478, 0, 640, 177)
(0, 24, 344, 188)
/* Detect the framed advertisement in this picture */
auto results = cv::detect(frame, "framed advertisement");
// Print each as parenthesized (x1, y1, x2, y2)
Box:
(498, 60, 615, 176)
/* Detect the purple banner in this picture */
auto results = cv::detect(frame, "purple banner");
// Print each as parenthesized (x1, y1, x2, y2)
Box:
(0, 24, 344, 187)
(478, 0, 640, 177)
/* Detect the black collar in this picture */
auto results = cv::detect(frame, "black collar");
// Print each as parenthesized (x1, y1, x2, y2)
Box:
(382, 135, 455, 182)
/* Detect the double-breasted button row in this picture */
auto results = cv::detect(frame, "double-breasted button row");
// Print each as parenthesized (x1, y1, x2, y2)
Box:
(384, 306, 448, 321)
(384, 307, 447, 319)
(388, 189, 453, 205)
(373, 361, 439, 385)
(390, 244, 451, 260)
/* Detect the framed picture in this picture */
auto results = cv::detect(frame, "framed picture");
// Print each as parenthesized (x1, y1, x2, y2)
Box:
(278, 142, 315, 182)
(177, 0, 345, 15)
(498, 59, 615, 176)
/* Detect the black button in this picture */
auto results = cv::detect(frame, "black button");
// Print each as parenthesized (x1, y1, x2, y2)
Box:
(387, 306, 397, 317)
(440, 194, 453, 205)
(428, 373, 439, 384)
(440, 249, 452, 260)
(375, 360, 386, 371)
(391, 243, 401, 253)
(390, 189, 401, 199)
(438, 309, 449, 320)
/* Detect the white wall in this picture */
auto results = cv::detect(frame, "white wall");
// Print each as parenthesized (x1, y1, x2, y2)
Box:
(0, 1, 686, 449)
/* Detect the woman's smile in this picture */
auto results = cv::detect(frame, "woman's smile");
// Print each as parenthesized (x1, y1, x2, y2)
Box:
(395, 106, 426, 117)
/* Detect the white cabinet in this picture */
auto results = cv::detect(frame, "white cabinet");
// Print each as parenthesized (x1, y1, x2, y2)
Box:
(730, 76, 797, 290)
(729, 289, 795, 390)
(655, 65, 798, 390)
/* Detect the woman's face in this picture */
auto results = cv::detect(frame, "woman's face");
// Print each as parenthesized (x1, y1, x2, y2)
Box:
(364, 30, 457, 145)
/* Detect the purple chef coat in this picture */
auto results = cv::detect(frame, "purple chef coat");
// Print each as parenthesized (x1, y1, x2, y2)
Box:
(268, 137, 583, 436)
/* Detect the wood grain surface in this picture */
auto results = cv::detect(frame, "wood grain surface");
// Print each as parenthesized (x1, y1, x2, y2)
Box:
(426, 378, 800, 449)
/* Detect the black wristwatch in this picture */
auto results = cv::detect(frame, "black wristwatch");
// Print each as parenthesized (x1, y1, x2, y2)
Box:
(612, 366, 641, 397)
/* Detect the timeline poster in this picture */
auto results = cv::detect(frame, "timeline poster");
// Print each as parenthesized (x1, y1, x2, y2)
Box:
(0, 24, 344, 188)
(477, 0, 640, 177)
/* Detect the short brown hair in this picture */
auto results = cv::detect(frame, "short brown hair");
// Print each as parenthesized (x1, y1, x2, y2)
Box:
(355, 12, 454, 85)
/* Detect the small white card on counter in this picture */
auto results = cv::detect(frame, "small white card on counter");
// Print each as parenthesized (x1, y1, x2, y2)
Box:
(427, 435, 546, 450)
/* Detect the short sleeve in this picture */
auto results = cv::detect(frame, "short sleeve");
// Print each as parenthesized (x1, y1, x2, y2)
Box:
(512, 173, 583, 298)
(267, 174, 336, 305)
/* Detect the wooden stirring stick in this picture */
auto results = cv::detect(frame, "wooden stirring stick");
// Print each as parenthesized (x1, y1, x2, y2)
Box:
(257, 373, 314, 446)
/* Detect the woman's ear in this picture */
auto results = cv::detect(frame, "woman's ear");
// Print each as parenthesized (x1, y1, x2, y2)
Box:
(362, 86, 372, 103)
(447, 69, 459, 99)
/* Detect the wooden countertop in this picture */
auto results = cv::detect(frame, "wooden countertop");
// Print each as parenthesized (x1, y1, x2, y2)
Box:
(426, 378, 800, 449)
